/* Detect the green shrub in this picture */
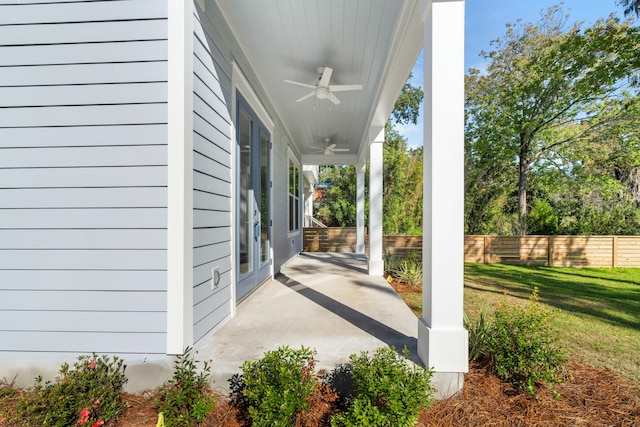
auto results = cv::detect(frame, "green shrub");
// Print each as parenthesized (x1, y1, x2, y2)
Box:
(15, 354, 127, 427)
(464, 308, 492, 362)
(480, 288, 570, 396)
(330, 347, 434, 427)
(153, 347, 216, 427)
(240, 345, 318, 427)
(393, 261, 423, 287)
(383, 250, 402, 276)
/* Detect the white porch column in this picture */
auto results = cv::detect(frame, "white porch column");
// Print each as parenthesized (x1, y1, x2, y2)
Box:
(304, 183, 314, 227)
(356, 159, 366, 255)
(368, 131, 384, 275)
(418, 0, 468, 398)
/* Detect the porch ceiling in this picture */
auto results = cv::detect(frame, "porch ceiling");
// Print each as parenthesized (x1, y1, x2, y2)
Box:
(216, 0, 424, 165)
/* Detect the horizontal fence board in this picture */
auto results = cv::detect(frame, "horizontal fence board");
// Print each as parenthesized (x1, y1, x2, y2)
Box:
(304, 230, 640, 268)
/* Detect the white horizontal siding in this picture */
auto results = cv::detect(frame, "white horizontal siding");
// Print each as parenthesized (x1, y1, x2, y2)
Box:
(0, 208, 167, 229)
(0, 0, 170, 357)
(0, 270, 166, 291)
(0, 104, 166, 128)
(0, 311, 165, 333)
(0, 125, 167, 148)
(0, 229, 166, 249)
(0, 146, 166, 168)
(0, 331, 165, 354)
(0, 20, 166, 46)
(0, 0, 166, 25)
(0, 167, 167, 188)
(0, 83, 167, 107)
(0, 62, 167, 86)
(0, 188, 166, 209)
(1, 290, 165, 312)
(0, 40, 167, 66)
(191, 5, 234, 343)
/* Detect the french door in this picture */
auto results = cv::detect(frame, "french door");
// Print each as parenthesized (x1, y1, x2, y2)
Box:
(236, 93, 271, 300)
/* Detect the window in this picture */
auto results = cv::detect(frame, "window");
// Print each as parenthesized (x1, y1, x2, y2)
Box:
(289, 157, 300, 232)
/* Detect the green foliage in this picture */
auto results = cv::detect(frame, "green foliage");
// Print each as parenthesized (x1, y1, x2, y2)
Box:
(473, 288, 570, 396)
(153, 347, 216, 427)
(240, 345, 318, 427)
(330, 347, 434, 427)
(464, 308, 492, 362)
(314, 75, 425, 235)
(527, 200, 559, 235)
(465, 5, 640, 235)
(393, 261, 423, 287)
(15, 354, 127, 427)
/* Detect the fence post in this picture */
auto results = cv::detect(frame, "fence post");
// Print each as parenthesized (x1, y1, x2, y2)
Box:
(547, 236, 554, 267)
(483, 236, 488, 264)
(612, 236, 618, 267)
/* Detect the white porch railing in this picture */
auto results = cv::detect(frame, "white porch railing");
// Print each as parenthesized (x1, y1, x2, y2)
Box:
(304, 215, 327, 228)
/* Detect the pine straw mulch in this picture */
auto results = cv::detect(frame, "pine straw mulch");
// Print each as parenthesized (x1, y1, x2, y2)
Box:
(2, 362, 638, 426)
(95, 361, 640, 426)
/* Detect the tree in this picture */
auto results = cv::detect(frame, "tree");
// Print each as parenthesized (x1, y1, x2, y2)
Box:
(315, 74, 424, 235)
(466, 5, 640, 234)
(618, 0, 640, 17)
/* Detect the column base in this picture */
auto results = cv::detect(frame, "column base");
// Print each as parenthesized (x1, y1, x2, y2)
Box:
(417, 318, 468, 376)
(431, 371, 465, 399)
(368, 258, 384, 275)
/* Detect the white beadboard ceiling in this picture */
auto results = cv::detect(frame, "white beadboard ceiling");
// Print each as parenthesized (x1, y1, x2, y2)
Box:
(216, 0, 424, 165)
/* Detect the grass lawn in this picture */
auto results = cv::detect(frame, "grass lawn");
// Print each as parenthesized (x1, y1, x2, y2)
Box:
(397, 263, 640, 386)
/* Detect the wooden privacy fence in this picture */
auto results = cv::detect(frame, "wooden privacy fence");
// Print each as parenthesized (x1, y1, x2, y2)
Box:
(465, 235, 640, 267)
(302, 228, 640, 267)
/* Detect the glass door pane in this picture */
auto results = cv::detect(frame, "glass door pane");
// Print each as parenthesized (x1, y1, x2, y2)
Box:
(259, 130, 270, 265)
(238, 110, 252, 276)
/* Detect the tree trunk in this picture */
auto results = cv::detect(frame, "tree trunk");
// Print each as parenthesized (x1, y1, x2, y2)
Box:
(518, 148, 529, 236)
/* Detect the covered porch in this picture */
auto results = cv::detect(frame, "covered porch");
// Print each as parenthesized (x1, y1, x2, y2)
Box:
(200, 0, 468, 395)
(194, 252, 467, 395)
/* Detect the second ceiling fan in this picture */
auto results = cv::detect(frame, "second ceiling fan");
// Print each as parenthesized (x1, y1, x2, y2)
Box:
(285, 66, 363, 105)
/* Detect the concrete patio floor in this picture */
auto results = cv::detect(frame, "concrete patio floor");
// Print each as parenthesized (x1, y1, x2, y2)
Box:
(195, 252, 420, 391)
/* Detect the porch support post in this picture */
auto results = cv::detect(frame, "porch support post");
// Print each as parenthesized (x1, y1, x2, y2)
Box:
(418, 0, 468, 398)
(356, 159, 366, 255)
(368, 131, 384, 275)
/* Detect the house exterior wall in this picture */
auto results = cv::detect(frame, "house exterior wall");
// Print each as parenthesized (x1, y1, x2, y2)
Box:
(0, 0, 169, 358)
(191, 5, 234, 343)
(195, 2, 302, 288)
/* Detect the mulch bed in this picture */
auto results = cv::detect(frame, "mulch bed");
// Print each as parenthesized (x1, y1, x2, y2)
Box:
(2, 362, 638, 426)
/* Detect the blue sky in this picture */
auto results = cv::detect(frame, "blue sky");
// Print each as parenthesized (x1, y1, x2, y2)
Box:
(399, 0, 631, 149)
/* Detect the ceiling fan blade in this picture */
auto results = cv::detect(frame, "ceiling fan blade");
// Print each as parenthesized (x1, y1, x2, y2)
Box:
(326, 143, 336, 150)
(318, 67, 333, 87)
(327, 92, 341, 105)
(284, 79, 316, 89)
(328, 84, 363, 92)
(332, 148, 349, 152)
(295, 91, 316, 103)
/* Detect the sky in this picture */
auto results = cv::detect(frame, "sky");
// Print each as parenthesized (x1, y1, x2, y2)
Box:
(399, 0, 631, 149)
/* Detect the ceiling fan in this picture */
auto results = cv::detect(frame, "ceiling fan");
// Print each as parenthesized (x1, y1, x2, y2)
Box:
(312, 138, 350, 155)
(285, 67, 363, 105)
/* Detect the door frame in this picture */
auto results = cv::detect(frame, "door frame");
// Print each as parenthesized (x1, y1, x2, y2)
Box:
(230, 63, 275, 310)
